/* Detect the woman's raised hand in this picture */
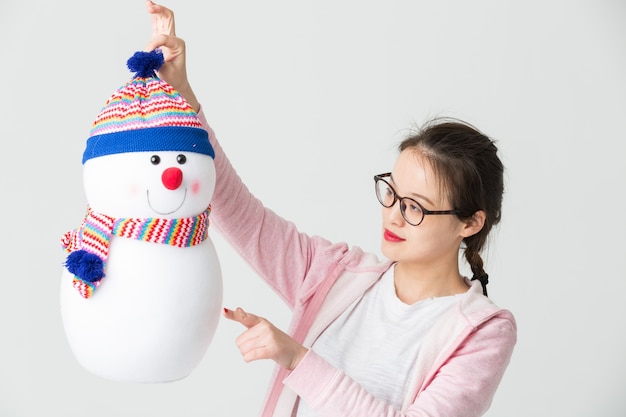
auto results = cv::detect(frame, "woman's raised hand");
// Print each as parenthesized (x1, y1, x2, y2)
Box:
(144, 0, 199, 111)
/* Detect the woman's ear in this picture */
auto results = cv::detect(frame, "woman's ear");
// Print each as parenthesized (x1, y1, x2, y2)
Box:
(460, 210, 486, 238)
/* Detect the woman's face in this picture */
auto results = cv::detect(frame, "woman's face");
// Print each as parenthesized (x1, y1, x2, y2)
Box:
(380, 149, 467, 267)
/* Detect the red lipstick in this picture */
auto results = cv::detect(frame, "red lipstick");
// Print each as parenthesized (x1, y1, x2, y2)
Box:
(384, 229, 405, 242)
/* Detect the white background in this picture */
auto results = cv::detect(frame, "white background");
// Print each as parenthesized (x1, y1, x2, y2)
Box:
(1, 0, 625, 416)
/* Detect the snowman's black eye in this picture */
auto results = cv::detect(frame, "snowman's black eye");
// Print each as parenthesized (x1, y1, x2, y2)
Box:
(177, 154, 187, 164)
(151, 155, 161, 165)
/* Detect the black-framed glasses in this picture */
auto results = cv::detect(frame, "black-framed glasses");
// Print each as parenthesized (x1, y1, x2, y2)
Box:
(374, 173, 460, 226)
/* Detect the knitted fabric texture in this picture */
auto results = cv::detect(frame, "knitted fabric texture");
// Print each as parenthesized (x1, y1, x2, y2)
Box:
(82, 49, 214, 164)
(61, 206, 211, 299)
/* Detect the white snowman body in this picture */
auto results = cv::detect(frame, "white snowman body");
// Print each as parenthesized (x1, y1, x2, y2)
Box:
(61, 149, 222, 383)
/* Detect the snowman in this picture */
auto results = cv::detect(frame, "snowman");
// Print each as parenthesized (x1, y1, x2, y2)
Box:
(60, 50, 222, 383)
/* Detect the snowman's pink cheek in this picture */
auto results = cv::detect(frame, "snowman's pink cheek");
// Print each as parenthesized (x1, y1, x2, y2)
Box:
(191, 181, 201, 195)
(128, 184, 141, 195)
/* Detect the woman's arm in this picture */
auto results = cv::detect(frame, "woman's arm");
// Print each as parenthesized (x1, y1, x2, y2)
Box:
(145, 1, 331, 307)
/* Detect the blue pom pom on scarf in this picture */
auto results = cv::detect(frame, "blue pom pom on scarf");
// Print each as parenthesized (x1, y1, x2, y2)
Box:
(65, 250, 105, 283)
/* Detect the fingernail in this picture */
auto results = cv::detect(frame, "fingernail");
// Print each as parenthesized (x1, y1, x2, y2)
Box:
(223, 307, 230, 314)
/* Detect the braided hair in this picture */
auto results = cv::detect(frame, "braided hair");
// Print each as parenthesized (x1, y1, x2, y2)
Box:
(399, 118, 504, 296)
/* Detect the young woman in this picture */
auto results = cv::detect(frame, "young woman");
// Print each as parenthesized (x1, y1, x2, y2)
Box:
(145, 2, 517, 416)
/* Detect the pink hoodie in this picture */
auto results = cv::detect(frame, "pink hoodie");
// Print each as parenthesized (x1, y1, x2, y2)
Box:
(200, 109, 517, 417)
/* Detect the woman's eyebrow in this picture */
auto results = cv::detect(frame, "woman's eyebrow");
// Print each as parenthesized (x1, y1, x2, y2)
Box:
(389, 174, 435, 206)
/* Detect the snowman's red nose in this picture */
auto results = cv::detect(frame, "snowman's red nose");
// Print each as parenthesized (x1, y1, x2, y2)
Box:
(162, 167, 183, 190)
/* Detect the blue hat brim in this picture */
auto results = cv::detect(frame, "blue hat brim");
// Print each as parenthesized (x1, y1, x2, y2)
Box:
(82, 126, 214, 164)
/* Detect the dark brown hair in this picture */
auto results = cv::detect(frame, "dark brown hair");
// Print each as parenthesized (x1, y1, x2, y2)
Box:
(399, 118, 504, 296)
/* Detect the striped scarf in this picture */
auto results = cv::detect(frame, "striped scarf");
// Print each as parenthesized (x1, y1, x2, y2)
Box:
(61, 206, 210, 299)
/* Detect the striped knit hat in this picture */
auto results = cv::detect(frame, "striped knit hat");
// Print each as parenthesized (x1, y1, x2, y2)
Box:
(82, 49, 214, 164)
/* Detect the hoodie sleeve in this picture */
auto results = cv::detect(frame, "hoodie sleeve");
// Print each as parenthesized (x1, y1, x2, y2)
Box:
(197, 108, 335, 308)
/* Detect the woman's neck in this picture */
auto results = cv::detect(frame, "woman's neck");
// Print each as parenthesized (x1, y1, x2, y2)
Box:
(393, 261, 468, 304)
